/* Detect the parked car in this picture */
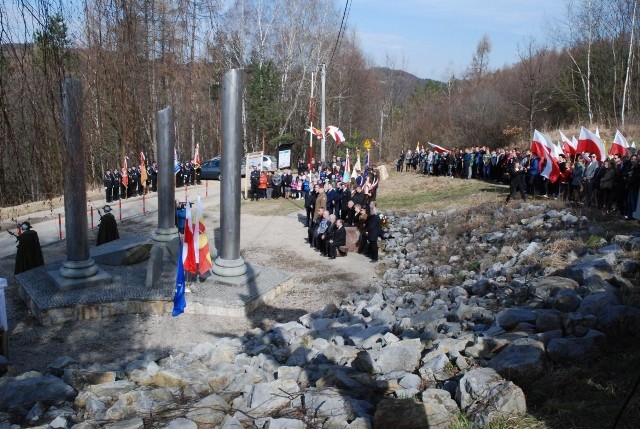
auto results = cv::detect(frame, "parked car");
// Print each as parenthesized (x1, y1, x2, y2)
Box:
(200, 157, 246, 180)
(247, 155, 277, 172)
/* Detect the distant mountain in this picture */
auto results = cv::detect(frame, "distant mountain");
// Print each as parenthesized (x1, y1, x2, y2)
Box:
(369, 67, 443, 105)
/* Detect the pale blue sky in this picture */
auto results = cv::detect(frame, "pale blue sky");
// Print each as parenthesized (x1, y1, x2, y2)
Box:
(349, 0, 566, 80)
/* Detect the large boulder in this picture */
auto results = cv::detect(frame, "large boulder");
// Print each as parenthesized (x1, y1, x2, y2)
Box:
(495, 308, 537, 330)
(563, 255, 616, 283)
(456, 368, 526, 427)
(487, 338, 547, 385)
(0, 374, 76, 415)
(374, 339, 423, 374)
(529, 276, 579, 302)
(304, 387, 372, 421)
(373, 391, 459, 429)
(547, 330, 606, 361)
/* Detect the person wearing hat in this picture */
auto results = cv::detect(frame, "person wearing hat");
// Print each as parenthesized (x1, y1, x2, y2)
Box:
(249, 165, 260, 201)
(14, 221, 45, 275)
(97, 205, 120, 245)
(104, 168, 114, 203)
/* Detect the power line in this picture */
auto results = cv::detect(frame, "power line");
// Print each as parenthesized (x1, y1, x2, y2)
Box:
(329, 0, 351, 68)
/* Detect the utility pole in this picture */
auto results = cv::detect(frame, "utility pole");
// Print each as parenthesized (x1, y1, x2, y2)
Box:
(309, 71, 315, 166)
(378, 109, 385, 162)
(321, 63, 326, 163)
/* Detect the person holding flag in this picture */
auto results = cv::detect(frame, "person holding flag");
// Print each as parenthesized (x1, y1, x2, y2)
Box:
(193, 144, 202, 184)
(140, 151, 148, 194)
(121, 156, 129, 199)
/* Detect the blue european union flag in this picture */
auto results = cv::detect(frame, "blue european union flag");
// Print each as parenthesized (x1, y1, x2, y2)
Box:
(172, 243, 187, 316)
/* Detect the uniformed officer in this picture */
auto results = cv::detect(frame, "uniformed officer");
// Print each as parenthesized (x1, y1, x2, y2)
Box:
(150, 163, 158, 192)
(112, 167, 121, 201)
(103, 169, 114, 202)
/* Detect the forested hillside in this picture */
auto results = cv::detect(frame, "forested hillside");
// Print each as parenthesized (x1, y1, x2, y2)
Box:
(0, 0, 639, 205)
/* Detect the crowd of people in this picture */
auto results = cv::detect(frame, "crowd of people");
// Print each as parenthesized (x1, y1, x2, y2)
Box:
(103, 161, 200, 203)
(398, 146, 640, 219)
(297, 159, 384, 263)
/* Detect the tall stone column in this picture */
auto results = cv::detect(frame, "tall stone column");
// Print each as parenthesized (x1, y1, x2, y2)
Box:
(213, 69, 247, 277)
(59, 78, 97, 279)
(50, 78, 111, 289)
(154, 106, 179, 242)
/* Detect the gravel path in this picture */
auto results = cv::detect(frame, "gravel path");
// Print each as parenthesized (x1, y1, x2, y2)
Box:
(0, 199, 378, 374)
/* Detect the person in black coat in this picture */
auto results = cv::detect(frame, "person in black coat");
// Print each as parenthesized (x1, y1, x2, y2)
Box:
(327, 219, 346, 259)
(340, 184, 352, 222)
(112, 168, 121, 200)
(104, 169, 114, 202)
(319, 214, 336, 256)
(97, 205, 120, 245)
(14, 221, 44, 275)
(505, 153, 527, 203)
(249, 166, 260, 201)
(365, 203, 381, 262)
(304, 187, 317, 227)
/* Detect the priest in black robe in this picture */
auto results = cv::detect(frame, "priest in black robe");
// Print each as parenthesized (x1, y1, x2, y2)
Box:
(14, 221, 45, 275)
(96, 205, 120, 245)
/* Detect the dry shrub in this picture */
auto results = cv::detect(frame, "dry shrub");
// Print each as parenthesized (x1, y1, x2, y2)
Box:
(547, 238, 585, 255)
(539, 239, 585, 270)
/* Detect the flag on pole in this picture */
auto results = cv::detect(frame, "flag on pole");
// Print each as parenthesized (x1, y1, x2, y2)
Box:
(140, 151, 148, 187)
(305, 126, 324, 138)
(343, 149, 351, 182)
(540, 145, 561, 183)
(122, 156, 129, 189)
(325, 126, 346, 145)
(577, 126, 605, 161)
(352, 151, 362, 177)
(195, 196, 213, 276)
(559, 131, 576, 156)
(531, 131, 560, 183)
(610, 130, 629, 157)
(428, 142, 449, 153)
(174, 149, 181, 175)
(172, 243, 187, 317)
(554, 141, 564, 157)
(194, 144, 201, 167)
(531, 130, 554, 159)
(182, 199, 197, 274)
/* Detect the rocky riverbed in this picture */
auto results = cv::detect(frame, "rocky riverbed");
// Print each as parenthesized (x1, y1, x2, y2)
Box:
(1, 202, 639, 428)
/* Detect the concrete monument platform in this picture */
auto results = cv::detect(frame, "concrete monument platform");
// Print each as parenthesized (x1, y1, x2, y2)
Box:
(15, 236, 291, 326)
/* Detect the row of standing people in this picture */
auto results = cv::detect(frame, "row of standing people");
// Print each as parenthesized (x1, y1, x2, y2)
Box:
(249, 165, 379, 203)
(103, 161, 201, 203)
(398, 146, 522, 182)
(505, 149, 640, 219)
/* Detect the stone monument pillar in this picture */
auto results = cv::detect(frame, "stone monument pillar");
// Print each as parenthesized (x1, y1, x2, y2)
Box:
(146, 106, 179, 287)
(212, 68, 247, 277)
(154, 106, 179, 243)
(49, 77, 111, 290)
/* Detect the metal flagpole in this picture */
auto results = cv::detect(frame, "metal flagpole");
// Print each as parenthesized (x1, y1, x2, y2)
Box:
(309, 71, 315, 168)
(321, 63, 326, 163)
